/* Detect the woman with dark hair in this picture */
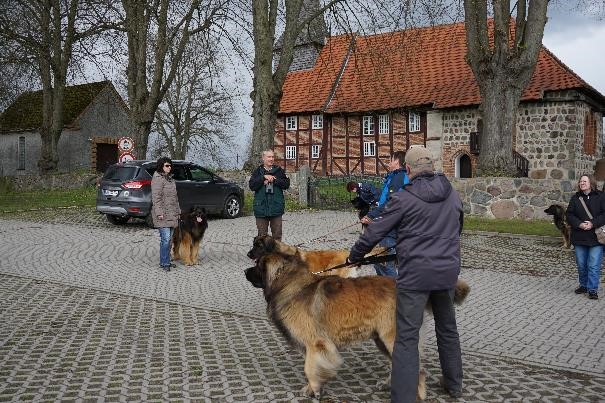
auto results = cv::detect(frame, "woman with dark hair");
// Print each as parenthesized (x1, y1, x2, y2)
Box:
(566, 174, 605, 299)
(151, 157, 181, 271)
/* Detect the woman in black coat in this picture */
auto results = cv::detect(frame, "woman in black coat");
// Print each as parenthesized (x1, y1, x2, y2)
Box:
(566, 174, 605, 300)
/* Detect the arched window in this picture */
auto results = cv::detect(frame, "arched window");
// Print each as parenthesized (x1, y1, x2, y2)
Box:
(455, 153, 472, 178)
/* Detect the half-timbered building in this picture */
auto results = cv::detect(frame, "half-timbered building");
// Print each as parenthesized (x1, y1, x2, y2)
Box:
(274, 21, 605, 180)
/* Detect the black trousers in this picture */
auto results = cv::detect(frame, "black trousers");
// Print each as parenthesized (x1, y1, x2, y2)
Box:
(391, 288, 463, 402)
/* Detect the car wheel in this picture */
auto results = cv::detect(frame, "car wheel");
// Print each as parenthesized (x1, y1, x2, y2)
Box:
(223, 195, 241, 219)
(106, 214, 130, 225)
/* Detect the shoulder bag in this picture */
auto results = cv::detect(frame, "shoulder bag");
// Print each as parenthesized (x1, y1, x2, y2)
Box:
(578, 197, 605, 245)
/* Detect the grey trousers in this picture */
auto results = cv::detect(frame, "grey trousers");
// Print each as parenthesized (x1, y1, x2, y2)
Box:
(255, 216, 283, 241)
(391, 288, 463, 403)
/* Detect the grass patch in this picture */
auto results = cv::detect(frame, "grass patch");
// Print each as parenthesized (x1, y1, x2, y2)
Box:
(464, 216, 560, 237)
(0, 186, 97, 212)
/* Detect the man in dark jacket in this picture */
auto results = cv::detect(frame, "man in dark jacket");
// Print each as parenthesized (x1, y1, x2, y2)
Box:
(249, 150, 290, 241)
(348, 146, 464, 402)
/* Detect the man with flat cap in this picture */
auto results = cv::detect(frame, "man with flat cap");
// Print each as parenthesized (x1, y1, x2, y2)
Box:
(348, 146, 464, 401)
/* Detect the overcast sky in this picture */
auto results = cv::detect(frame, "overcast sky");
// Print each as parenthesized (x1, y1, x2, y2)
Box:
(542, 4, 605, 94)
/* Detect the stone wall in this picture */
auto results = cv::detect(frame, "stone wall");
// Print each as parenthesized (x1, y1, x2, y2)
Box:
(438, 92, 604, 181)
(4, 171, 99, 191)
(450, 177, 578, 219)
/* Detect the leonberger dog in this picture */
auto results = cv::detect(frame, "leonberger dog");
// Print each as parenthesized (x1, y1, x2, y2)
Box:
(172, 206, 208, 265)
(245, 252, 470, 400)
(247, 235, 387, 278)
(544, 204, 571, 248)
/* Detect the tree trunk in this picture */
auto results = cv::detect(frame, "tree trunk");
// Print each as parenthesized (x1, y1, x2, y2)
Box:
(246, 78, 281, 171)
(464, 0, 548, 176)
(476, 75, 524, 176)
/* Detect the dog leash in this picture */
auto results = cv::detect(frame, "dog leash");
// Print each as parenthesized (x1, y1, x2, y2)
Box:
(312, 247, 396, 275)
(294, 222, 361, 247)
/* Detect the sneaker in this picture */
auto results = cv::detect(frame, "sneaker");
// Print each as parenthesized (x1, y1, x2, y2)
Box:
(575, 286, 588, 294)
(588, 291, 599, 300)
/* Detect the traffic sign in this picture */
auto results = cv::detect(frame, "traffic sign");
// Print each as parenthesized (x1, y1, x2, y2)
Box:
(119, 152, 135, 163)
(117, 137, 135, 152)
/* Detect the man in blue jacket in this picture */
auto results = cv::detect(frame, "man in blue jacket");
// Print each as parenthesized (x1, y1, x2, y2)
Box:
(348, 146, 464, 401)
(361, 150, 409, 277)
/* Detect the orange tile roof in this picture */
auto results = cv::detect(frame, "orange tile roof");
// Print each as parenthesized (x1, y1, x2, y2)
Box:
(279, 21, 604, 114)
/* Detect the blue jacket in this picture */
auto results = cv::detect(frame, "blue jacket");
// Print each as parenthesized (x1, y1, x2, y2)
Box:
(367, 168, 409, 220)
(349, 172, 463, 290)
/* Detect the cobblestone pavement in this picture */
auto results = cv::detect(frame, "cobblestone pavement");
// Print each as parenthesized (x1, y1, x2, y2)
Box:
(0, 208, 604, 402)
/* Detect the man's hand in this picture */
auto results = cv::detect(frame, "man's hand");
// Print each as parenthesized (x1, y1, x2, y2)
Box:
(264, 174, 275, 183)
(360, 215, 371, 225)
(580, 221, 593, 230)
(346, 256, 361, 266)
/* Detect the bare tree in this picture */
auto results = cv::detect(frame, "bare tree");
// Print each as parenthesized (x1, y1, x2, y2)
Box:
(244, 0, 345, 171)
(464, 0, 548, 176)
(153, 37, 236, 165)
(0, 0, 113, 172)
(117, 0, 228, 160)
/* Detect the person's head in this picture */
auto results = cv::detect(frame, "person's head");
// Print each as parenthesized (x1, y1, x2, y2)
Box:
(346, 181, 359, 193)
(388, 150, 406, 172)
(577, 174, 597, 193)
(156, 157, 173, 174)
(404, 146, 434, 178)
(261, 150, 274, 168)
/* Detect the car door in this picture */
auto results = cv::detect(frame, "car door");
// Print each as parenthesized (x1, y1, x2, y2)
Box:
(170, 163, 191, 211)
(188, 165, 224, 213)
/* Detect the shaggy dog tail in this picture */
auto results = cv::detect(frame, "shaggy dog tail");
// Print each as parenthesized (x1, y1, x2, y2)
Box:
(454, 279, 470, 305)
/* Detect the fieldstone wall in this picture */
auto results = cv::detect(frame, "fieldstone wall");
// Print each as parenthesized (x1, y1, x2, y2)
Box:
(439, 92, 604, 181)
(4, 171, 99, 191)
(450, 177, 578, 219)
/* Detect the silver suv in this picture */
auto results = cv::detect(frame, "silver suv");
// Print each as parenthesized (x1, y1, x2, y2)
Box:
(96, 160, 244, 225)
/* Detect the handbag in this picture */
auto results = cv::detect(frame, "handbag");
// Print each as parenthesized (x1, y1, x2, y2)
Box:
(577, 197, 605, 245)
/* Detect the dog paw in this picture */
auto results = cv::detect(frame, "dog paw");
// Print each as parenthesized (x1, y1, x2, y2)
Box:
(299, 385, 320, 398)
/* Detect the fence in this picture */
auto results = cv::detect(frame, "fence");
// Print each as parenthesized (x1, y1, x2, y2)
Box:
(307, 174, 384, 210)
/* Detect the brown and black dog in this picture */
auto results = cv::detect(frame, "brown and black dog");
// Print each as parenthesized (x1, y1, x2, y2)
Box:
(544, 204, 571, 248)
(173, 206, 208, 265)
(245, 252, 470, 400)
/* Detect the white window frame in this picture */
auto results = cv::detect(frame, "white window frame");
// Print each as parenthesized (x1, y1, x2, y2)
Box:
(285, 145, 297, 160)
(408, 111, 420, 132)
(312, 114, 323, 129)
(18, 136, 26, 170)
(363, 141, 376, 157)
(378, 114, 389, 134)
(286, 116, 297, 130)
(362, 116, 374, 135)
(311, 144, 321, 159)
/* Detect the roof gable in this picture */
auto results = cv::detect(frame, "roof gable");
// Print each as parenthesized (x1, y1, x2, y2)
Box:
(0, 81, 114, 132)
(279, 21, 605, 114)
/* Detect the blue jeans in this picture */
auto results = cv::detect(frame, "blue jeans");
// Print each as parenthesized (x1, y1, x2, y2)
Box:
(391, 288, 462, 402)
(374, 235, 397, 277)
(159, 227, 174, 267)
(574, 244, 603, 292)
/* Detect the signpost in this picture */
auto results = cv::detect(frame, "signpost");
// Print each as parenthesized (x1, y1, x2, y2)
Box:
(119, 152, 135, 163)
(117, 137, 135, 163)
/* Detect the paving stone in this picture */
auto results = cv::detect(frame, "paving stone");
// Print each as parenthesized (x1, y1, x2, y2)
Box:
(0, 210, 604, 401)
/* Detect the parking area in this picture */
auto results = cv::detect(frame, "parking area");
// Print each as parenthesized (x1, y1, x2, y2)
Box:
(0, 208, 604, 402)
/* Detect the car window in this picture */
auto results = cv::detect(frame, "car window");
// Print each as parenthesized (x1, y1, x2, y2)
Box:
(189, 166, 214, 182)
(103, 166, 138, 181)
(171, 165, 188, 181)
